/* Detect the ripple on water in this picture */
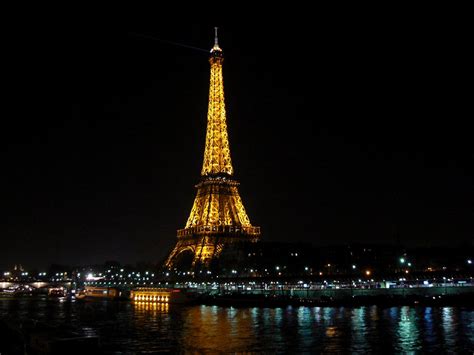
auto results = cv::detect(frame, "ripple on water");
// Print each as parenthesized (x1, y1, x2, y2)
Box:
(0, 298, 472, 353)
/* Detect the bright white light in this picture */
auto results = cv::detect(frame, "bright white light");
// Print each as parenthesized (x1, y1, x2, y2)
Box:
(468, 260, 472, 264)
(400, 258, 405, 264)
(86, 273, 94, 280)
(352, 265, 356, 269)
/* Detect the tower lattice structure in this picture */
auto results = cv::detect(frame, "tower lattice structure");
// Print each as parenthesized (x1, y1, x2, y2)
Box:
(165, 29, 261, 270)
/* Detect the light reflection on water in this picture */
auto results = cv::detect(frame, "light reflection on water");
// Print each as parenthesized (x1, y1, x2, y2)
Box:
(0, 298, 472, 353)
(397, 306, 421, 351)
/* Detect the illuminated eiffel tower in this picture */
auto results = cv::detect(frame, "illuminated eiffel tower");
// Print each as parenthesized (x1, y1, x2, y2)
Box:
(165, 28, 261, 270)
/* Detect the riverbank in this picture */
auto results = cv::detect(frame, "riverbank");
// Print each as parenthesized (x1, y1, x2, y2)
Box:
(1, 285, 473, 308)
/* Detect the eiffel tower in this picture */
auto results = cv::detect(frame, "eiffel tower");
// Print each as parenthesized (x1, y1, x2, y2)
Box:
(165, 28, 261, 270)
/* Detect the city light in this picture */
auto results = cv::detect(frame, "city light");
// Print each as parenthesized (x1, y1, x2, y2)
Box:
(365, 270, 371, 276)
(400, 258, 405, 264)
(352, 265, 356, 269)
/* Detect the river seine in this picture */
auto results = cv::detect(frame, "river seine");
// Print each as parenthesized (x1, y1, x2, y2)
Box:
(1, 298, 473, 353)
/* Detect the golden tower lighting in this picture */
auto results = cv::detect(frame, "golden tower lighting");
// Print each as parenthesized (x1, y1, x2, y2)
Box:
(165, 28, 261, 269)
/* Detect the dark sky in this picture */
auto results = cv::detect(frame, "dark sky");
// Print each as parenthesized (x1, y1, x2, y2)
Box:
(2, 18, 473, 269)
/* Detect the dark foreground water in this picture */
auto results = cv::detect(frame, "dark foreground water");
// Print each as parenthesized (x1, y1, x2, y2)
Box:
(1, 297, 473, 353)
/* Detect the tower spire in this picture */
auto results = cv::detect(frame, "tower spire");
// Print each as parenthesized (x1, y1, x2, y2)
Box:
(202, 27, 231, 176)
(212, 26, 221, 52)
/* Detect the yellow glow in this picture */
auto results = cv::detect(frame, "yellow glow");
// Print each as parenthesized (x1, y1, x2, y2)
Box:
(365, 270, 371, 276)
(132, 289, 171, 304)
(201, 57, 233, 176)
(134, 301, 169, 313)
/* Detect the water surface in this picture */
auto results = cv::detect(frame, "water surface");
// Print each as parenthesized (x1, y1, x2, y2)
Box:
(1, 298, 473, 353)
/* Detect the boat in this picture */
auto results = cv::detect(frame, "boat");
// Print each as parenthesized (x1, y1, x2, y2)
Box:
(130, 287, 196, 304)
(75, 286, 123, 300)
(0, 285, 35, 297)
(48, 287, 67, 297)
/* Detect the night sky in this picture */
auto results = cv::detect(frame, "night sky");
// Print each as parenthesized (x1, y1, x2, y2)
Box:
(2, 19, 472, 269)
